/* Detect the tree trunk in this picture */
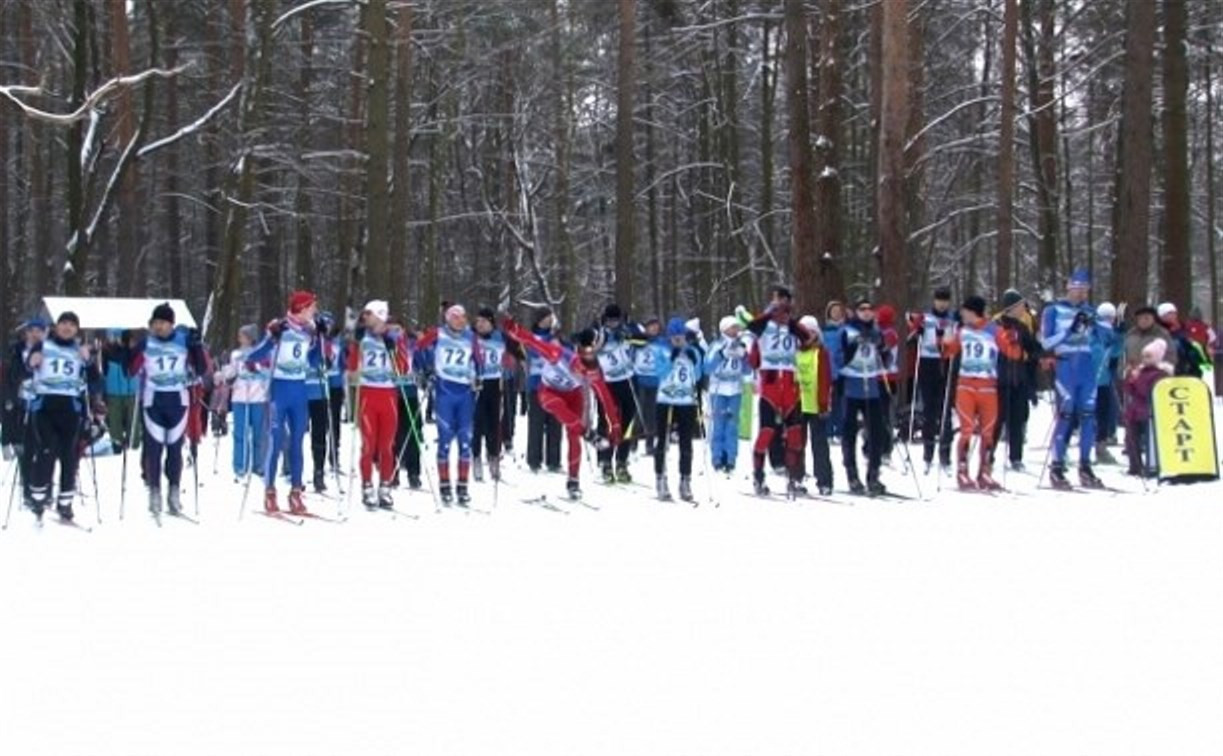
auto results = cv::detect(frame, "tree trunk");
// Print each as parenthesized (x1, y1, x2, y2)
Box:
(876, 0, 909, 309)
(783, 0, 817, 315)
(1159, 0, 1189, 310)
(364, 0, 392, 300)
(1021, 0, 1059, 295)
(63, 0, 89, 295)
(389, 3, 413, 318)
(613, 0, 636, 310)
(20, 1, 49, 302)
(996, 0, 1017, 296)
(163, 10, 183, 299)
(1109, 0, 1157, 307)
(813, 0, 846, 307)
(294, 14, 315, 293)
(1205, 15, 1219, 327)
(903, 6, 925, 307)
(107, 0, 141, 296)
(759, 16, 775, 299)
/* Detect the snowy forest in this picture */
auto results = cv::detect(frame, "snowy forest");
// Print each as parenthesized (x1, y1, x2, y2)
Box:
(0, 0, 1219, 346)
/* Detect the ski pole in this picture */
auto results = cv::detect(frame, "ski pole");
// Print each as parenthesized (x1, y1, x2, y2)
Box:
(2, 456, 20, 530)
(934, 355, 958, 492)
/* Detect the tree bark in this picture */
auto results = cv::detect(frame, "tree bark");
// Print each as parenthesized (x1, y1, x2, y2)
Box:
(876, 0, 909, 309)
(108, 0, 141, 296)
(1021, 0, 1059, 295)
(294, 14, 315, 294)
(389, 2, 413, 318)
(162, 9, 183, 298)
(63, 0, 89, 295)
(813, 0, 846, 307)
(996, 0, 1017, 296)
(613, 0, 636, 310)
(364, 0, 392, 300)
(1159, 0, 1190, 310)
(1110, 0, 1157, 307)
(783, 0, 817, 315)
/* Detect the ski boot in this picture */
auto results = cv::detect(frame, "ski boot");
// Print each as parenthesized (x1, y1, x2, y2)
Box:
(473, 458, 484, 483)
(566, 478, 582, 501)
(313, 470, 327, 494)
(679, 475, 694, 502)
(378, 484, 394, 509)
(655, 474, 672, 501)
(818, 484, 834, 497)
(1094, 441, 1116, 466)
(616, 464, 632, 484)
(1048, 464, 1073, 491)
(28, 487, 47, 521)
(956, 462, 976, 490)
(489, 456, 501, 482)
(847, 471, 866, 495)
(601, 464, 616, 484)
(148, 487, 163, 515)
(167, 487, 183, 516)
(287, 487, 308, 515)
(786, 478, 807, 500)
(1008, 460, 1026, 473)
(408, 474, 423, 490)
(456, 484, 471, 507)
(866, 473, 886, 498)
(56, 493, 74, 522)
(977, 468, 1003, 491)
(752, 469, 770, 496)
(1078, 464, 1104, 490)
(264, 488, 280, 513)
(439, 483, 454, 506)
(362, 483, 378, 510)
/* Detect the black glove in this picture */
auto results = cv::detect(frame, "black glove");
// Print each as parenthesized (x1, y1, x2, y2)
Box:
(1071, 311, 1091, 333)
(186, 328, 202, 349)
(314, 317, 329, 336)
(934, 327, 945, 341)
(267, 319, 284, 338)
(671, 346, 682, 361)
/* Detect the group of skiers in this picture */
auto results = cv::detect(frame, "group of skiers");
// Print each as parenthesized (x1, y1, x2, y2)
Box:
(1, 277, 1217, 525)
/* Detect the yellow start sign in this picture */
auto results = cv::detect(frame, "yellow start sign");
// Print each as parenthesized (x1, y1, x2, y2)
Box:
(1151, 377, 1220, 483)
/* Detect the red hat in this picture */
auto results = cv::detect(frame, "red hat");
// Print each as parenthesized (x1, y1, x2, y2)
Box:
(288, 290, 317, 314)
(876, 304, 896, 328)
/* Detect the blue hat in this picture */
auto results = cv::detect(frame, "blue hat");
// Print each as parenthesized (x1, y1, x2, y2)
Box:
(22, 318, 48, 331)
(666, 317, 687, 337)
(1069, 268, 1091, 289)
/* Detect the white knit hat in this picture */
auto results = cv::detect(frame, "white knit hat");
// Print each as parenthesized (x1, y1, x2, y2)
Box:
(1157, 302, 1177, 319)
(1096, 302, 1116, 321)
(363, 300, 389, 323)
(799, 315, 819, 333)
(719, 316, 738, 335)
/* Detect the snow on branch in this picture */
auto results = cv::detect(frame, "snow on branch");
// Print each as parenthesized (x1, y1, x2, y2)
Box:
(138, 82, 242, 158)
(273, 0, 365, 30)
(0, 66, 189, 126)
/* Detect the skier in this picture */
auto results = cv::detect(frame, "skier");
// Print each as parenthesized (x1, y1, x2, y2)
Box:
(837, 299, 892, 496)
(705, 316, 751, 473)
(651, 318, 705, 501)
(125, 303, 210, 516)
(471, 308, 521, 483)
(742, 294, 814, 497)
(1040, 269, 1104, 489)
(247, 290, 325, 514)
(991, 289, 1041, 472)
(392, 325, 424, 491)
(907, 287, 957, 473)
(1122, 340, 1174, 478)
(347, 300, 408, 508)
(875, 304, 901, 461)
(2, 318, 46, 510)
(523, 307, 563, 474)
(306, 311, 342, 493)
(221, 325, 269, 481)
(593, 304, 641, 483)
(1092, 302, 1123, 462)
(416, 304, 482, 506)
(795, 315, 834, 496)
(24, 311, 103, 522)
(502, 316, 622, 500)
(631, 316, 663, 454)
(940, 296, 1021, 490)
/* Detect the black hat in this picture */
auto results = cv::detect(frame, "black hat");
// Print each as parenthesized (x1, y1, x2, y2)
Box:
(602, 303, 623, 322)
(576, 328, 597, 348)
(771, 285, 793, 301)
(477, 306, 496, 321)
(1133, 305, 1157, 318)
(1001, 289, 1024, 310)
(961, 295, 987, 317)
(151, 302, 176, 325)
(532, 306, 553, 328)
(934, 287, 952, 301)
(57, 311, 80, 327)
(854, 297, 872, 309)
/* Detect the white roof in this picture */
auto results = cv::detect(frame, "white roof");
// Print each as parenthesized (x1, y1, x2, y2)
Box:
(42, 297, 198, 330)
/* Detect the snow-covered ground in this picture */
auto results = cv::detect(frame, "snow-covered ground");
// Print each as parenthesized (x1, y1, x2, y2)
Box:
(2, 401, 1222, 756)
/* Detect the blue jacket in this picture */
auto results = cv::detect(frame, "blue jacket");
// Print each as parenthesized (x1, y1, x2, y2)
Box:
(1091, 320, 1122, 387)
(1040, 299, 1099, 381)
(652, 342, 704, 407)
(632, 335, 667, 389)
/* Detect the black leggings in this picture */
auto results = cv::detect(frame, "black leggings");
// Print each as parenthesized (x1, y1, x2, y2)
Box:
(653, 403, 697, 476)
(395, 390, 423, 478)
(29, 398, 83, 501)
(473, 379, 503, 460)
(597, 379, 639, 467)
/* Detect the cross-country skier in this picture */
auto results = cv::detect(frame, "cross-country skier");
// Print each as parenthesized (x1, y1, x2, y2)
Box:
(837, 299, 892, 496)
(523, 307, 563, 474)
(347, 300, 409, 509)
(247, 290, 325, 514)
(416, 304, 483, 506)
(126, 303, 211, 516)
(795, 315, 834, 496)
(306, 311, 342, 493)
(3, 318, 46, 510)
(1040, 269, 1104, 489)
(221, 325, 269, 481)
(631, 317, 664, 454)
(940, 295, 1021, 490)
(391, 324, 424, 491)
(24, 311, 103, 522)
(742, 294, 815, 498)
(1091, 302, 1123, 463)
(651, 318, 705, 501)
(705, 316, 751, 473)
(502, 316, 622, 500)
(472, 308, 521, 483)
(990, 290, 1041, 472)
(907, 287, 957, 473)
(593, 304, 642, 484)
